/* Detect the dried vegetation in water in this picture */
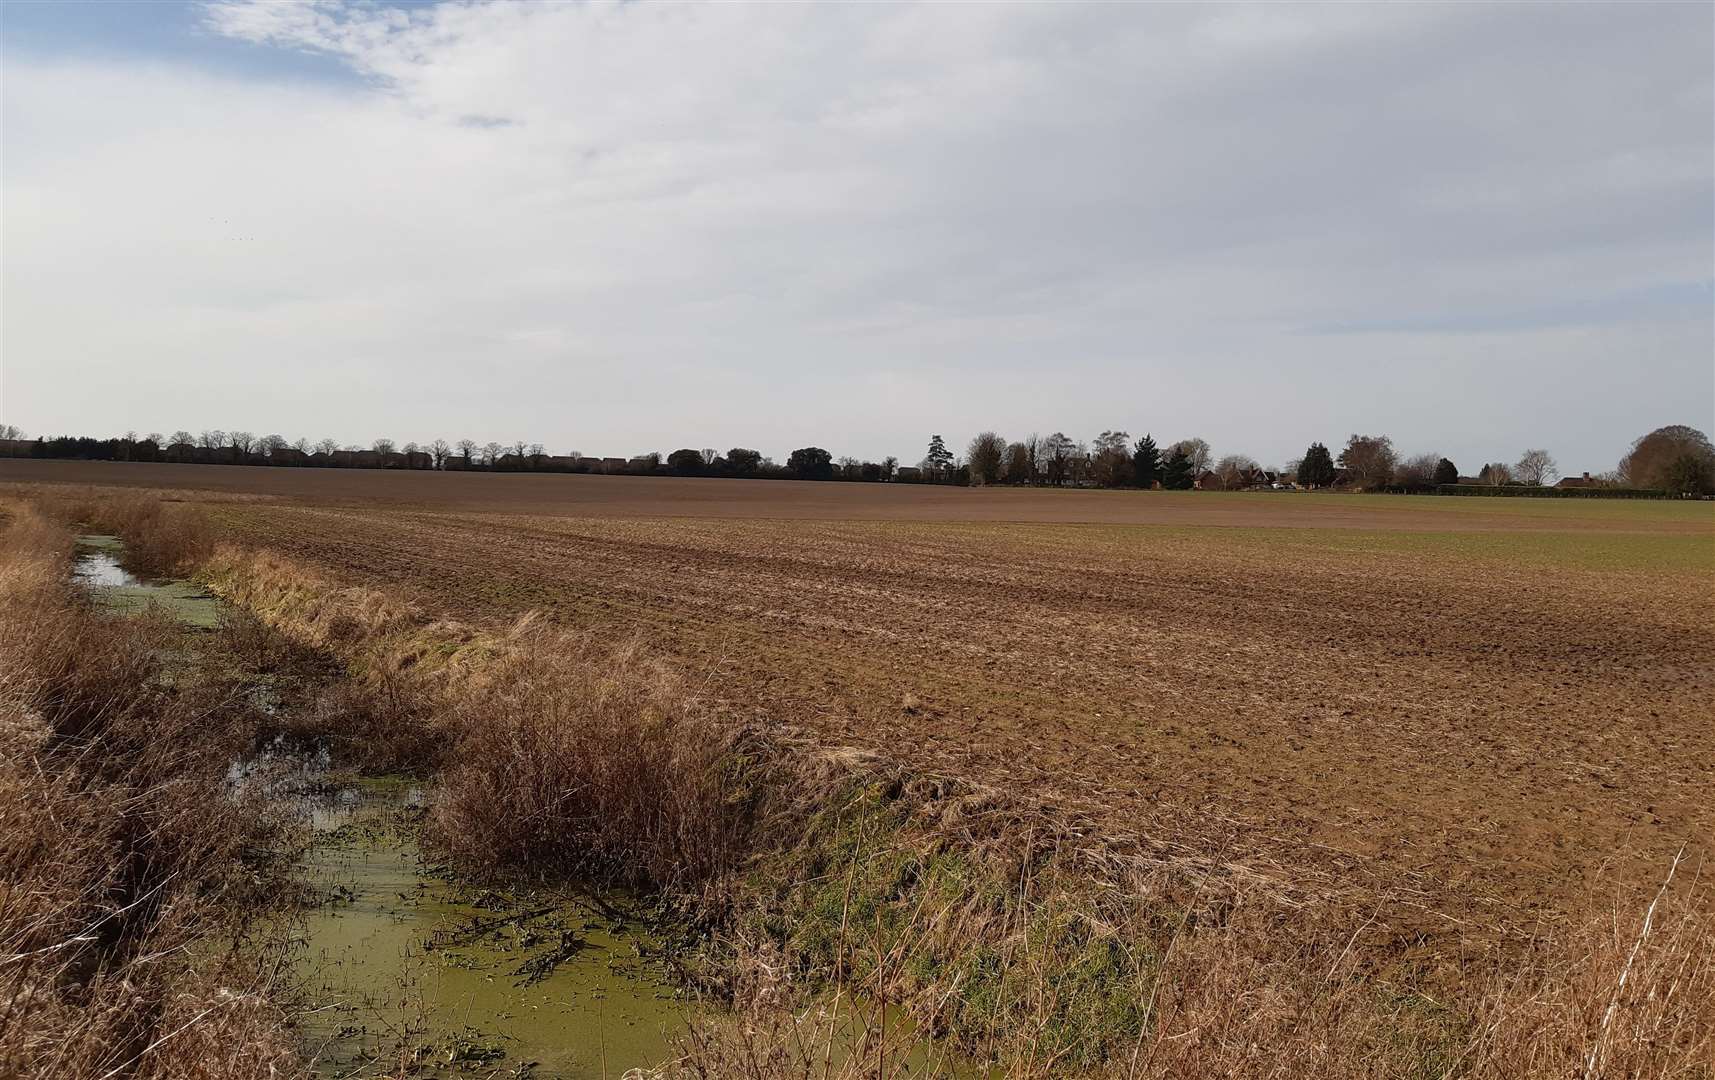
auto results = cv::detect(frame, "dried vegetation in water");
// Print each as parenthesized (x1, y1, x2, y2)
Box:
(0, 504, 301, 1078)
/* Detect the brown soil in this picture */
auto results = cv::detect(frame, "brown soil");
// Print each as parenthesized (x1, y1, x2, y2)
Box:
(8, 459, 1713, 965)
(6, 458, 1709, 533)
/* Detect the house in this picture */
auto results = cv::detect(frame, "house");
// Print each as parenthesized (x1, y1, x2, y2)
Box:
(546, 455, 579, 471)
(267, 447, 308, 465)
(598, 457, 627, 473)
(330, 449, 382, 468)
(195, 446, 239, 465)
(1556, 472, 1599, 489)
(895, 466, 923, 483)
(403, 451, 432, 470)
(1194, 469, 1220, 490)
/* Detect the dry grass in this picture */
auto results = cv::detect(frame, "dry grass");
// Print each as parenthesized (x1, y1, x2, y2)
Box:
(19, 487, 1713, 1078)
(0, 503, 300, 1079)
(1462, 857, 1715, 1079)
(22, 488, 215, 576)
(190, 534, 1715, 1079)
(664, 852, 1714, 1079)
(430, 635, 758, 893)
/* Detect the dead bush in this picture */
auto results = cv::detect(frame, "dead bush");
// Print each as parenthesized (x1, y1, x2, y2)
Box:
(430, 636, 758, 895)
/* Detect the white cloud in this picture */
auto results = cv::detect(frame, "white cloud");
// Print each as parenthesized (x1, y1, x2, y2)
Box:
(2, 1, 1709, 468)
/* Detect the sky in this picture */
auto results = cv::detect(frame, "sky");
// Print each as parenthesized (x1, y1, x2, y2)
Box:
(2, 1, 1711, 473)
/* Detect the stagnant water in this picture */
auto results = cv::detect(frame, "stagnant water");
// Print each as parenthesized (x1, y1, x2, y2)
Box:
(75, 537, 697, 1077)
(284, 776, 694, 1077)
(72, 535, 980, 1079)
(73, 535, 223, 627)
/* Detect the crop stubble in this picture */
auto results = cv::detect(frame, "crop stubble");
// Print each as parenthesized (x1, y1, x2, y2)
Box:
(7, 461, 1712, 958)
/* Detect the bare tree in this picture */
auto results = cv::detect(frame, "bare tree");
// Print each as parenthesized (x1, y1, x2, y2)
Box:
(1003, 441, 1033, 484)
(1619, 425, 1715, 489)
(1169, 437, 1212, 476)
(292, 437, 311, 454)
(0, 423, 22, 440)
(456, 439, 477, 465)
(372, 438, 397, 456)
(315, 438, 340, 456)
(482, 441, 503, 467)
(1035, 432, 1073, 486)
(1479, 462, 1514, 486)
(229, 431, 256, 454)
(880, 456, 897, 481)
(967, 431, 1007, 486)
(528, 443, 546, 468)
(403, 441, 422, 455)
(429, 439, 450, 469)
(260, 434, 288, 457)
(1514, 448, 1557, 486)
(168, 430, 194, 447)
(1395, 452, 1441, 488)
(1337, 434, 1397, 490)
(1089, 430, 1131, 488)
(199, 430, 226, 449)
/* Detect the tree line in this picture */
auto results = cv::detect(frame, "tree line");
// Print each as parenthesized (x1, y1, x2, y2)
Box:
(2, 422, 1709, 496)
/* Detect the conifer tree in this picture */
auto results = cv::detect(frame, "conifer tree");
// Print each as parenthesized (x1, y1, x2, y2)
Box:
(1297, 442, 1336, 488)
(1132, 433, 1161, 488)
(1162, 447, 1194, 490)
(925, 434, 954, 479)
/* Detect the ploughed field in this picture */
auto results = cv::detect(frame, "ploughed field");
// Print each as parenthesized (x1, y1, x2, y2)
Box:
(8, 460, 1714, 960)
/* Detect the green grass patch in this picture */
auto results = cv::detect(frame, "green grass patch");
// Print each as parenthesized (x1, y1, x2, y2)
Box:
(742, 781, 1147, 1068)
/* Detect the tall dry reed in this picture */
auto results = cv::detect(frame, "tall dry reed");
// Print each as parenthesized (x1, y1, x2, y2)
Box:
(429, 635, 759, 893)
(0, 503, 300, 1079)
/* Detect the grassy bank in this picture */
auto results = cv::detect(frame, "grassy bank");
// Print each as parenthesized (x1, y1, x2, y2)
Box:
(0, 504, 300, 1078)
(23, 489, 1714, 1078)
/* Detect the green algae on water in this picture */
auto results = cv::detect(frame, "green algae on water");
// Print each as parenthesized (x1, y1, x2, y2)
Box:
(74, 534, 224, 628)
(293, 783, 693, 1079)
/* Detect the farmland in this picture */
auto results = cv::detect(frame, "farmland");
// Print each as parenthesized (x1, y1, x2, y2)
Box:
(7, 459, 1712, 955)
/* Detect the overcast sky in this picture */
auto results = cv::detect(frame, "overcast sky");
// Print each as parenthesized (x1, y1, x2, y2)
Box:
(3, 1, 1711, 472)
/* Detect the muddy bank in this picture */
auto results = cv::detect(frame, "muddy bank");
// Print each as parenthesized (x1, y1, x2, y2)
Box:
(74, 535, 701, 1078)
(285, 775, 694, 1078)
